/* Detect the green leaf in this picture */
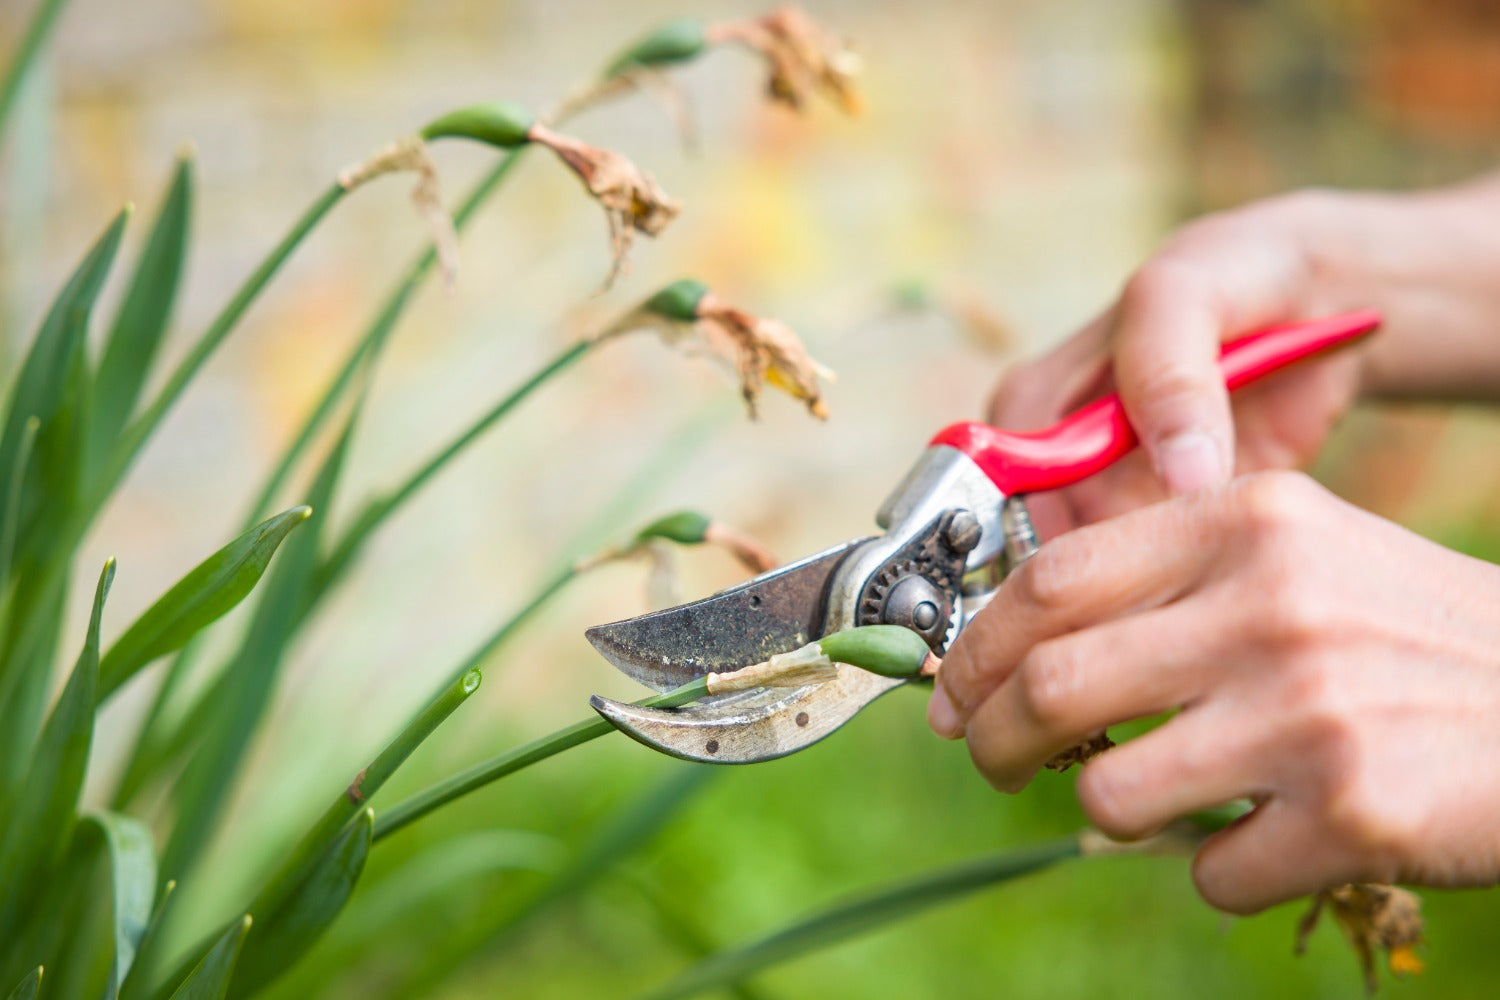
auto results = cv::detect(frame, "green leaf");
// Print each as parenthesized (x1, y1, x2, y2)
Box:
(0, 0, 75, 136)
(639, 838, 1083, 1000)
(229, 809, 373, 998)
(0, 559, 113, 940)
(98, 506, 312, 702)
(2, 966, 41, 1000)
(162, 414, 356, 881)
(0, 417, 38, 593)
(118, 880, 176, 1000)
(78, 812, 158, 998)
(0, 206, 128, 561)
(88, 155, 193, 487)
(166, 916, 250, 1000)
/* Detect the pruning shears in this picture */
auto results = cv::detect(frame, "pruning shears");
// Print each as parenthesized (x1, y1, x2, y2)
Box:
(585, 309, 1381, 764)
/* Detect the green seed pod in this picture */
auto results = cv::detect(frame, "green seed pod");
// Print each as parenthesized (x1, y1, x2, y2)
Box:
(644, 278, 710, 322)
(635, 510, 712, 546)
(604, 18, 708, 79)
(420, 101, 537, 149)
(818, 625, 934, 678)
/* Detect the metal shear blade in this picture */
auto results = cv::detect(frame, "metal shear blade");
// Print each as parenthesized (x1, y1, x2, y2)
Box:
(590, 665, 904, 764)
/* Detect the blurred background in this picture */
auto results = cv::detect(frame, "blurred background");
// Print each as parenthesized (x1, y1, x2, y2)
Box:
(5, 0, 1500, 996)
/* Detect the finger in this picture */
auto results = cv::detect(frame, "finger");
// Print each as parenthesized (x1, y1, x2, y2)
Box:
(1075, 699, 1265, 840)
(1191, 798, 1364, 915)
(1110, 228, 1311, 495)
(930, 489, 1226, 737)
(962, 600, 1228, 792)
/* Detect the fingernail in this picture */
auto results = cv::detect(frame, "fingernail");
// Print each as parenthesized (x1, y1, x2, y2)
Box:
(927, 685, 963, 740)
(1155, 430, 1227, 495)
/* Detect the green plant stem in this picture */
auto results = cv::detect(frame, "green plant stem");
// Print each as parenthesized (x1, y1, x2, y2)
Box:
(97, 183, 347, 512)
(374, 677, 710, 842)
(316, 338, 594, 595)
(243, 147, 529, 525)
(639, 837, 1084, 1000)
(0, 0, 72, 139)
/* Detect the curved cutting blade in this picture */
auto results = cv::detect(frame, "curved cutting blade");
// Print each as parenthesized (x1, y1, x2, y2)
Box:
(585, 539, 867, 692)
(590, 666, 906, 763)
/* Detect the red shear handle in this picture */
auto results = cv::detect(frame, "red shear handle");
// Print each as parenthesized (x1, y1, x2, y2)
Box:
(930, 309, 1382, 497)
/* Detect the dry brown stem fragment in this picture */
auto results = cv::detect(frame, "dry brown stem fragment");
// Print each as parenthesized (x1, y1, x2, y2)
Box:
(528, 123, 681, 287)
(1296, 883, 1424, 994)
(1044, 731, 1115, 772)
(707, 643, 839, 694)
(338, 136, 460, 289)
(707, 5, 863, 114)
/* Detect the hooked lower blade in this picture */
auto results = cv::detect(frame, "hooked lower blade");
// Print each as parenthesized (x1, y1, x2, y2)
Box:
(589, 666, 905, 763)
(585, 539, 866, 692)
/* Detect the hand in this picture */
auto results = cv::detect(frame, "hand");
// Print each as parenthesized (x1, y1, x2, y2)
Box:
(929, 471, 1500, 914)
(992, 177, 1500, 538)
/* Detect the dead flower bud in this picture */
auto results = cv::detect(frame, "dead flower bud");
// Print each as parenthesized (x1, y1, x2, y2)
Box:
(1296, 883, 1424, 994)
(526, 123, 680, 288)
(593, 280, 833, 419)
(707, 5, 863, 115)
(338, 136, 460, 290)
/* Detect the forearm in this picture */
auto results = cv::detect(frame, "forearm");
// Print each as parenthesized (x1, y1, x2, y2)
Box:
(1309, 170, 1500, 401)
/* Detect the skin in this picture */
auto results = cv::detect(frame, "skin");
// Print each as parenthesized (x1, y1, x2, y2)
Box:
(928, 171, 1500, 914)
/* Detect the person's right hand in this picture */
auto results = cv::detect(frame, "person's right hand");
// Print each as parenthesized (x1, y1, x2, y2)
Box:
(990, 175, 1500, 537)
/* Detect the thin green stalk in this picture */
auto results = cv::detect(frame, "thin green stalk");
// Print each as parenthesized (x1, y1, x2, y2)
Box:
(0, 0, 71, 139)
(95, 183, 347, 513)
(243, 147, 529, 525)
(316, 339, 594, 596)
(374, 677, 710, 842)
(639, 837, 1085, 1000)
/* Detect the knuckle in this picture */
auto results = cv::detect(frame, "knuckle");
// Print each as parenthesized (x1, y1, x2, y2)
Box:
(1013, 539, 1091, 611)
(1013, 641, 1084, 729)
(1232, 471, 1316, 535)
(1119, 258, 1209, 317)
(1319, 738, 1417, 866)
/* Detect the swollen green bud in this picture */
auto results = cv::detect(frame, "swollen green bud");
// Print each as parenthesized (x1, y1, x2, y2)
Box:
(420, 101, 536, 149)
(635, 510, 712, 546)
(644, 278, 710, 322)
(818, 625, 934, 678)
(604, 18, 709, 79)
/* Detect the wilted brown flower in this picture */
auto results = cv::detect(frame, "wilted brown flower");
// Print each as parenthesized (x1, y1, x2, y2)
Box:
(1297, 883, 1424, 994)
(707, 5, 863, 114)
(338, 136, 461, 289)
(696, 293, 833, 419)
(527, 123, 681, 287)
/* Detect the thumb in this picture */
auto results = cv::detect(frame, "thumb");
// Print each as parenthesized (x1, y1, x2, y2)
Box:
(1110, 263, 1234, 495)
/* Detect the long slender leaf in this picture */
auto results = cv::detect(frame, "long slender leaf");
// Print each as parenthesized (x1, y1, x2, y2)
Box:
(0, 417, 38, 593)
(639, 838, 1084, 1000)
(88, 155, 193, 485)
(161, 414, 355, 882)
(166, 917, 250, 1000)
(94, 183, 345, 512)
(118, 880, 176, 1000)
(2, 967, 41, 1000)
(0, 0, 73, 137)
(229, 809, 373, 998)
(98, 505, 311, 701)
(78, 812, 158, 999)
(0, 206, 127, 561)
(0, 559, 113, 940)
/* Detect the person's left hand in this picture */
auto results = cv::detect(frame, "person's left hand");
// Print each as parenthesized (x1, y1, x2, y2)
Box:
(928, 470, 1500, 913)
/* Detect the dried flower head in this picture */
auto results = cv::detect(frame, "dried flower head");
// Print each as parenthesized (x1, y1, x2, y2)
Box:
(597, 280, 834, 420)
(527, 123, 680, 288)
(338, 136, 460, 289)
(1296, 883, 1424, 994)
(707, 5, 863, 114)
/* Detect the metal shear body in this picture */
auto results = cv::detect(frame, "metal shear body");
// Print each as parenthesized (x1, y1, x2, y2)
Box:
(587, 310, 1382, 763)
